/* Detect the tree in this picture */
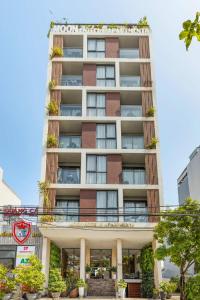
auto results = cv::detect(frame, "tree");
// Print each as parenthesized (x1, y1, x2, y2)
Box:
(154, 198, 200, 300)
(179, 12, 200, 50)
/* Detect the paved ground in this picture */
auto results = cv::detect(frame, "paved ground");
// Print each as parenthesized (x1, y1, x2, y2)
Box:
(42, 297, 180, 300)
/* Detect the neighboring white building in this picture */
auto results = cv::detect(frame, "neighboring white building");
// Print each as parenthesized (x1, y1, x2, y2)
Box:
(177, 146, 200, 204)
(0, 167, 21, 207)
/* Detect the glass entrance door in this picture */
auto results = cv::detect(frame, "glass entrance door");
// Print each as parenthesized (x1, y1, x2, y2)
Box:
(90, 249, 112, 278)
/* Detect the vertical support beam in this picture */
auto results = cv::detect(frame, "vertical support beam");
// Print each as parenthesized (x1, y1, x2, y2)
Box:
(82, 89, 87, 117)
(80, 238, 86, 280)
(83, 34, 87, 59)
(118, 187, 124, 222)
(81, 152, 86, 185)
(152, 239, 162, 288)
(116, 120, 121, 149)
(115, 62, 120, 88)
(117, 239, 123, 279)
(42, 237, 50, 288)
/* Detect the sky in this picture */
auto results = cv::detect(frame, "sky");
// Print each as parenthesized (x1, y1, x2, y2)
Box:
(0, 0, 200, 206)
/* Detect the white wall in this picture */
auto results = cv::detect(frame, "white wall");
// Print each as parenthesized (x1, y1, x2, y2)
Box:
(0, 167, 21, 206)
(188, 150, 200, 201)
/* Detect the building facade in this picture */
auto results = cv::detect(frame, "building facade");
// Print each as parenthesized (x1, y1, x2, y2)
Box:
(178, 145, 200, 205)
(39, 23, 163, 297)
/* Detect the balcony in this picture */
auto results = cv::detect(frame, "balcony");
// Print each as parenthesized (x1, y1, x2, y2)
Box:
(63, 48, 83, 58)
(121, 105, 142, 117)
(122, 168, 146, 184)
(122, 135, 144, 149)
(57, 167, 80, 184)
(120, 76, 140, 87)
(120, 48, 139, 59)
(60, 104, 82, 116)
(61, 75, 82, 86)
(124, 200, 148, 222)
(59, 135, 81, 148)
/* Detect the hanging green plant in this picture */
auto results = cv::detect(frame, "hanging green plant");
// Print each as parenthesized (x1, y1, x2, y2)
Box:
(47, 100, 59, 115)
(50, 47, 63, 59)
(146, 137, 159, 149)
(38, 181, 50, 208)
(47, 21, 55, 38)
(146, 106, 156, 117)
(48, 80, 56, 91)
(47, 134, 58, 148)
(137, 17, 149, 28)
(139, 244, 154, 298)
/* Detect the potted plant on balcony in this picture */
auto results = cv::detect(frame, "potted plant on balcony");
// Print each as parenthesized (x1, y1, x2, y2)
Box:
(47, 135, 57, 148)
(13, 255, 45, 300)
(85, 265, 91, 279)
(47, 100, 59, 116)
(146, 137, 159, 149)
(76, 279, 87, 298)
(110, 266, 117, 280)
(48, 80, 56, 90)
(117, 279, 127, 298)
(50, 47, 63, 59)
(146, 106, 156, 117)
(0, 264, 16, 300)
(48, 268, 66, 299)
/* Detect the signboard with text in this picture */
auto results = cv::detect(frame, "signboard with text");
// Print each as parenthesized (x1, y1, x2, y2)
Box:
(16, 245, 35, 266)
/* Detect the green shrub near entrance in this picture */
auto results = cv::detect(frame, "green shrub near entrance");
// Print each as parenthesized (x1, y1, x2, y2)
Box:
(139, 243, 154, 298)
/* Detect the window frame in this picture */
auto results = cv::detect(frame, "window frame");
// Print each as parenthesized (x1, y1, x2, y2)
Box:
(96, 190, 118, 222)
(56, 199, 79, 222)
(96, 65, 115, 87)
(87, 39, 105, 58)
(86, 155, 107, 184)
(87, 93, 106, 116)
(124, 200, 148, 222)
(96, 123, 116, 149)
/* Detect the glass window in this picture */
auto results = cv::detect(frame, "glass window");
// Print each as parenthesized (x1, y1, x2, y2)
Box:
(124, 201, 147, 222)
(56, 199, 79, 222)
(96, 191, 118, 222)
(60, 104, 82, 116)
(88, 39, 105, 58)
(62, 248, 80, 275)
(57, 167, 80, 184)
(86, 155, 106, 184)
(90, 249, 112, 278)
(122, 136, 144, 149)
(122, 249, 136, 279)
(96, 124, 116, 149)
(121, 105, 142, 117)
(96, 65, 115, 87)
(59, 136, 81, 148)
(122, 168, 146, 184)
(87, 93, 106, 116)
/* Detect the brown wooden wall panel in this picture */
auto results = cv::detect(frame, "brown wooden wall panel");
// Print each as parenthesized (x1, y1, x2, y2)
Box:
(139, 36, 150, 58)
(80, 189, 96, 222)
(145, 154, 158, 185)
(106, 92, 120, 116)
(107, 155, 122, 184)
(48, 120, 60, 139)
(147, 189, 160, 222)
(142, 91, 153, 116)
(45, 153, 58, 183)
(53, 35, 63, 48)
(127, 283, 141, 298)
(143, 121, 155, 147)
(83, 64, 96, 86)
(48, 189, 56, 209)
(82, 123, 96, 148)
(51, 62, 62, 85)
(140, 63, 152, 87)
(105, 38, 119, 58)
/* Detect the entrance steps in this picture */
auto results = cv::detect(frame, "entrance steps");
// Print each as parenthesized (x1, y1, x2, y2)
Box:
(87, 279, 116, 297)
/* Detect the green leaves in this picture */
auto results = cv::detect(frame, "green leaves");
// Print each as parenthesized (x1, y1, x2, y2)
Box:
(179, 12, 200, 50)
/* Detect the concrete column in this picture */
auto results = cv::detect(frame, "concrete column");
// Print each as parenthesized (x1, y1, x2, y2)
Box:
(118, 187, 124, 222)
(83, 34, 87, 59)
(115, 62, 120, 88)
(116, 120, 121, 149)
(42, 237, 50, 288)
(152, 239, 162, 288)
(117, 239, 123, 279)
(82, 89, 87, 116)
(80, 238, 86, 280)
(81, 152, 86, 184)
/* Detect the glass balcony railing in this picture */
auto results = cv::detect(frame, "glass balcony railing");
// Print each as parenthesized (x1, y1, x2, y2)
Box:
(57, 168, 80, 184)
(122, 169, 146, 184)
(61, 75, 82, 86)
(60, 105, 82, 116)
(120, 76, 140, 87)
(120, 48, 139, 59)
(63, 48, 83, 58)
(59, 136, 81, 148)
(122, 136, 144, 149)
(121, 105, 142, 117)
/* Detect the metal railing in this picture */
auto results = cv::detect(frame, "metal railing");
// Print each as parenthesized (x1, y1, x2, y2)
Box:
(61, 75, 82, 86)
(122, 136, 144, 149)
(63, 48, 83, 58)
(59, 136, 81, 148)
(122, 169, 146, 184)
(57, 168, 80, 184)
(119, 48, 139, 59)
(60, 104, 82, 116)
(121, 105, 142, 117)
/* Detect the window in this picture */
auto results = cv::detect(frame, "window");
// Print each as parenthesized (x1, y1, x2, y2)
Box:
(96, 191, 118, 222)
(0, 245, 16, 269)
(122, 136, 144, 149)
(60, 104, 82, 116)
(56, 199, 79, 222)
(122, 249, 137, 279)
(87, 93, 105, 116)
(122, 168, 146, 184)
(62, 248, 80, 275)
(86, 155, 106, 184)
(96, 124, 116, 149)
(121, 105, 142, 117)
(96, 65, 115, 87)
(59, 136, 81, 148)
(124, 201, 147, 222)
(57, 167, 80, 184)
(88, 39, 105, 58)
